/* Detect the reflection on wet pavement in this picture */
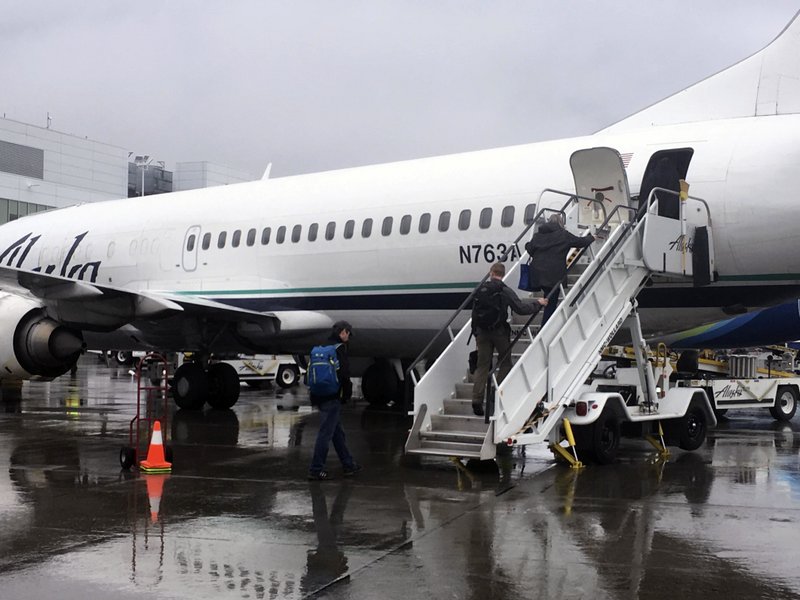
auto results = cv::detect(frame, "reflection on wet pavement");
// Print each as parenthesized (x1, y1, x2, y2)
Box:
(1, 357, 799, 599)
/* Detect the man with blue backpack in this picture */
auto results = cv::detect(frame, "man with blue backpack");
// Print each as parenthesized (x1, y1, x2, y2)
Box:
(307, 320, 361, 480)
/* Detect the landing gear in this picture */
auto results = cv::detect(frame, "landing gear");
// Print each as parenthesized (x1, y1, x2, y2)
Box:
(172, 361, 242, 410)
(361, 359, 400, 406)
(207, 362, 240, 409)
(172, 362, 209, 410)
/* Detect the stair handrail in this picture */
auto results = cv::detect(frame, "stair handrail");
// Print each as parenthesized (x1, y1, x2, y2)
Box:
(485, 201, 643, 420)
(405, 188, 608, 389)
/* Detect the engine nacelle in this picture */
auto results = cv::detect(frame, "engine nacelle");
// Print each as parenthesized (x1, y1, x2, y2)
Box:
(0, 294, 85, 379)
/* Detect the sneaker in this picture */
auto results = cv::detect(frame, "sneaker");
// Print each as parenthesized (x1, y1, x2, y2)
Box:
(308, 471, 332, 481)
(472, 403, 485, 417)
(343, 464, 362, 477)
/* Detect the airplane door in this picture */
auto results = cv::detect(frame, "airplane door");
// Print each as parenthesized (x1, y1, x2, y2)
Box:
(570, 147, 631, 226)
(182, 225, 201, 272)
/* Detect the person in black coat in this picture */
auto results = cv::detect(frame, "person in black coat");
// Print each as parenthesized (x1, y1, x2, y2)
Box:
(524, 214, 594, 326)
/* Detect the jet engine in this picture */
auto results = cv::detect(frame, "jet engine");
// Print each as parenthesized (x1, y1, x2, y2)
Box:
(0, 293, 84, 379)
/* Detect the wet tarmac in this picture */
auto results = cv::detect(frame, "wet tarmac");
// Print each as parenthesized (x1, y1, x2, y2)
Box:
(1, 357, 800, 600)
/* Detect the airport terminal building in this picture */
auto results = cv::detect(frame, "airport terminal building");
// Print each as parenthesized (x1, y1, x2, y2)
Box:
(0, 116, 128, 225)
(0, 116, 256, 226)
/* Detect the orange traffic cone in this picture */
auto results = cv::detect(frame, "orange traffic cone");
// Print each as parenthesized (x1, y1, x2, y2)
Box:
(139, 420, 172, 473)
(144, 473, 169, 523)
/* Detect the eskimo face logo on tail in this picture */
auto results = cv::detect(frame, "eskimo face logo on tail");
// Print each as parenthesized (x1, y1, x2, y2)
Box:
(0, 231, 101, 283)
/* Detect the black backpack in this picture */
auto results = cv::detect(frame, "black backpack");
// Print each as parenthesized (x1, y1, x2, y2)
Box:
(472, 279, 506, 331)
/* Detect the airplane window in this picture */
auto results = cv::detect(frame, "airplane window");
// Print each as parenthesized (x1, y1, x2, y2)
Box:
(232, 230, 241, 247)
(438, 211, 450, 232)
(292, 224, 302, 243)
(524, 203, 536, 225)
(246, 228, 256, 246)
(479, 207, 492, 229)
(458, 209, 471, 231)
(202, 232, 211, 250)
(501, 206, 514, 227)
(325, 221, 335, 240)
(187, 234, 196, 252)
(344, 220, 355, 239)
(382, 216, 393, 236)
(419, 213, 431, 233)
(217, 231, 227, 248)
(400, 214, 411, 234)
(261, 227, 271, 245)
(362, 218, 373, 238)
(308, 223, 319, 242)
(276, 226, 286, 244)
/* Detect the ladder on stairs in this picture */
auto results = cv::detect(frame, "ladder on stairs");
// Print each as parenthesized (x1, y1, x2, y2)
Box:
(405, 147, 714, 461)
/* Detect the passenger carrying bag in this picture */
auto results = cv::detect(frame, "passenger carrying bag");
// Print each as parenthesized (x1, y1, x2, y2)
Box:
(307, 344, 341, 396)
(518, 261, 538, 291)
(472, 280, 505, 331)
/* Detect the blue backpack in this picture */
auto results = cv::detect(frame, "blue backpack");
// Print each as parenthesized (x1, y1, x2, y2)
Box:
(307, 344, 341, 396)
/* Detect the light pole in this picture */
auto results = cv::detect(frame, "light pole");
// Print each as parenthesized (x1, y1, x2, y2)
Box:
(134, 155, 152, 197)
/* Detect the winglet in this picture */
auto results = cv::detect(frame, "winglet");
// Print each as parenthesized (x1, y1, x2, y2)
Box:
(261, 162, 273, 180)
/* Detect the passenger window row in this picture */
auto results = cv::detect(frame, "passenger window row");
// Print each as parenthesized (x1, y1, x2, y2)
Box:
(188, 203, 536, 251)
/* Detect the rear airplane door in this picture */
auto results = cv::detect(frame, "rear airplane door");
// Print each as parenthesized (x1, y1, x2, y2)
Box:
(182, 225, 201, 272)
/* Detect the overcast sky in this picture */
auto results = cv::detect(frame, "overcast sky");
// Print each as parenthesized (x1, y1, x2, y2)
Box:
(1, 2, 798, 179)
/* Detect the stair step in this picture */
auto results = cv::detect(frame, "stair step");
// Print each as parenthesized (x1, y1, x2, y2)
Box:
(421, 429, 486, 443)
(443, 398, 475, 415)
(406, 440, 483, 458)
(454, 382, 474, 398)
(431, 414, 489, 433)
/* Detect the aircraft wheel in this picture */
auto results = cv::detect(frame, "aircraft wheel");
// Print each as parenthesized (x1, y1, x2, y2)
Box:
(207, 362, 240, 410)
(172, 362, 208, 410)
(361, 360, 398, 406)
(114, 350, 133, 365)
(769, 385, 798, 422)
(120, 446, 136, 470)
(276, 365, 299, 388)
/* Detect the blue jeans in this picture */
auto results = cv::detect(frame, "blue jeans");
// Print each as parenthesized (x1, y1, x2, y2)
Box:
(310, 398, 355, 474)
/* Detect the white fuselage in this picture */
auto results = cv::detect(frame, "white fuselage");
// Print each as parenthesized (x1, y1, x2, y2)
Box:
(0, 115, 798, 358)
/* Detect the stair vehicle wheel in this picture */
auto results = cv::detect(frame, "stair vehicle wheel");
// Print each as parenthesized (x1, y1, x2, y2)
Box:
(120, 446, 136, 470)
(769, 385, 798, 422)
(276, 364, 299, 389)
(666, 399, 708, 451)
(207, 362, 240, 409)
(172, 362, 209, 410)
(589, 407, 621, 464)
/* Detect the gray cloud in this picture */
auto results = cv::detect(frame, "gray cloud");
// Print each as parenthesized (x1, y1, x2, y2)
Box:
(1, 1, 797, 179)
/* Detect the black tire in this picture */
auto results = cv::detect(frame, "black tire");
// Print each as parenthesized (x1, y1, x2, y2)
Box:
(207, 362, 240, 410)
(589, 406, 621, 465)
(115, 350, 133, 366)
(164, 444, 174, 464)
(666, 400, 708, 451)
(120, 446, 136, 470)
(172, 362, 209, 410)
(361, 360, 399, 406)
(769, 386, 798, 421)
(276, 365, 299, 389)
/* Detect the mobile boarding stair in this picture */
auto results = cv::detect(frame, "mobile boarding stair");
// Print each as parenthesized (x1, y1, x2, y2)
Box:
(405, 147, 717, 463)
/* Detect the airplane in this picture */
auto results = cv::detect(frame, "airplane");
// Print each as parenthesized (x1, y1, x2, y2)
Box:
(0, 11, 799, 411)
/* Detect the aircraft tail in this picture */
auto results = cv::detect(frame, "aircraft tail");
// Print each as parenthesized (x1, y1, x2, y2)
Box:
(600, 10, 800, 133)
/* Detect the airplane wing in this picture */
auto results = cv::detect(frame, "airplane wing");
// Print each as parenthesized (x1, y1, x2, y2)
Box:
(0, 265, 332, 346)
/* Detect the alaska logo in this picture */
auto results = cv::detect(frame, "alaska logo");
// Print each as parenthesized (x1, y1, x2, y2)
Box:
(714, 384, 744, 400)
(0, 232, 101, 283)
(668, 234, 693, 253)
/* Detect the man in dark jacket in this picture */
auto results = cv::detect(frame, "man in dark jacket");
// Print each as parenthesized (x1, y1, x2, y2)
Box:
(471, 262, 547, 416)
(524, 214, 594, 326)
(308, 320, 360, 480)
